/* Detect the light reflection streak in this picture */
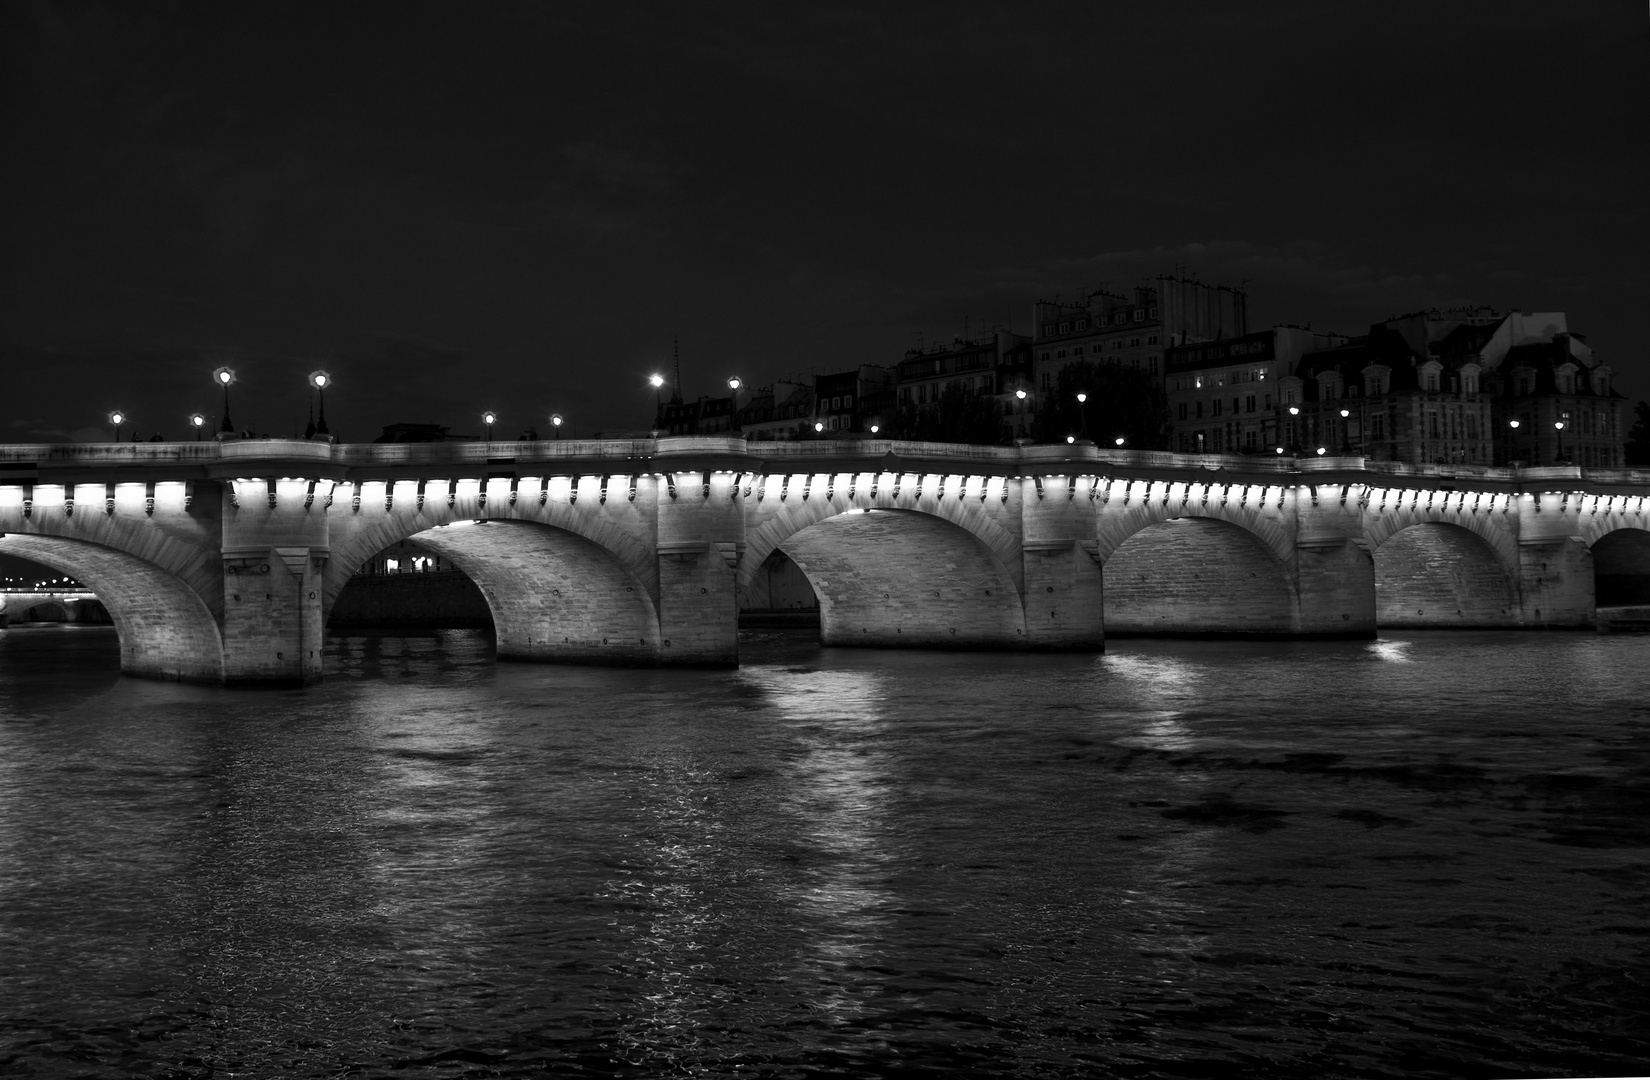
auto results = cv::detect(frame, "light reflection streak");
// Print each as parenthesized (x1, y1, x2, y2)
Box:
(605, 754, 728, 1068)
(743, 665, 895, 1026)
(1369, 640, 1414, 663)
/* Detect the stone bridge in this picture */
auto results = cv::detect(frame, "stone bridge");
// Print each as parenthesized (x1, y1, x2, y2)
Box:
(0, 589, 104, 626)
(1, 437, 1646, 685)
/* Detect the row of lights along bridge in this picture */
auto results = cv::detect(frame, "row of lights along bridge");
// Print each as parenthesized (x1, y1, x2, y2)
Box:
(100, 366, 1563, 455)
(101, 368, 580, 444)
(1278, 405, 1567, 459)
(650, 373, 1132, 448)
(106, 368, 335, 442)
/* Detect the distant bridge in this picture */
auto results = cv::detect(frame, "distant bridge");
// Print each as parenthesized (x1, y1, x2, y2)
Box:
(0, 588, 104, 627)
(1, 437, 1647, 685)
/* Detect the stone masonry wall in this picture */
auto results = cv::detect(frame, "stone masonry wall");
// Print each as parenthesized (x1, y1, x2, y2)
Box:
(781, 509, 1026, 649)
(1374, 522, 1520, 627)
(1103, 517, 1298, 635)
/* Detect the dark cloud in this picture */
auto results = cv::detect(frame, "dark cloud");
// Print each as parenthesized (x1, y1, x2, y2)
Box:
(2, 0, 1646, 442)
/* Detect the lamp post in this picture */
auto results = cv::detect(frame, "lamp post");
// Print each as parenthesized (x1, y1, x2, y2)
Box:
(190, 413, 206, 441)
(1288, 405, 1300, 454)
(551, 413, 564, 441)
(1339, 408, 1351, 454)
(1507, 418, 1520, 465)
(1076, 391, 1089, 438)
(1015, 387, 1028, 440)
(108, 410, 125, 442)
(482, 411, 496, 444)
(308, 371, 331, 436)
(727, 376, 742, 432)
(213, 366, 236, 433)
(1554, 418, 1566, 463)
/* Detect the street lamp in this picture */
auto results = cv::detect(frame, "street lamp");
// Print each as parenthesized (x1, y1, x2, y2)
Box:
(1115, 436, 1126, 447)
(1554, 418, 1566, 463)
(649, 374, 666, 429)
(1288, 405, 1301, 454)
(189, 413, 206, 441)
(1339, 407, 1351, 453)
(1506, 418, 1520, 465)
(551, 413, 564, 440)
(727, 376, 743, 432)
(213, 366, 236, 433)
(308, 371, 331, 436)
(1075, 391, 1089, 438)
(108, 410, 125, 442)
(1066, 435, 1076, 444)
(482, 411, 496, 443)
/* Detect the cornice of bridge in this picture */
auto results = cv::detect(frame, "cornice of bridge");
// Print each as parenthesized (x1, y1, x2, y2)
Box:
(2, 438, 1648, 496)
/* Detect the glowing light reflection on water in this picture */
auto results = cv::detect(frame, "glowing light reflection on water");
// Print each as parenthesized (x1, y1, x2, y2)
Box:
(0, 625, 1646, 1078)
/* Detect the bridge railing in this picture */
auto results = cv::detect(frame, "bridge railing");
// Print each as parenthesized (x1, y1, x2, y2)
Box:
(0, 439, 1647, 490)
(330, 439, 660, 467)
(0, 442, 223, 464)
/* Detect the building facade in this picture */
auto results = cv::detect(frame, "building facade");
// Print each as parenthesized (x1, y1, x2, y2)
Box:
(814, 365, 896, 436)
(1031, 276, 1248, 402)
(737, 381, 815, 441)
(1165, 327, 1346, 454)
(894, 329, 1033, 441)
(1492, 332, 1627, 467)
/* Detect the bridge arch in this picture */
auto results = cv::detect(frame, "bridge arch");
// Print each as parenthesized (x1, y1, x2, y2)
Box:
(0, 506, 225, 615)
(1102, 514, 1299, 635)
(361, 520, 664, 664)
(741, 478, 1024, 599)
(1363, 503, 1520, 581)
(0, 534, 224, 682)
(1371, 520, 1519, 627)
(1094, 498, 1294, 567)
(1587, 525, 1650, 607)
(323, 487, 660, 618)
(13, 598, 71, 622)
(764, 507, 1027, 649)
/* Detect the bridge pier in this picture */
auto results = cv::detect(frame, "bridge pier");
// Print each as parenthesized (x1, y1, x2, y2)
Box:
(1295, 490, 1377, 637)
(1517, 537, 1595, 627)
(1512, 492, 1596, 628)
(654, 470, 741, 667)
(1020, 473, 1104, 651)
(220, 546, 326, 685)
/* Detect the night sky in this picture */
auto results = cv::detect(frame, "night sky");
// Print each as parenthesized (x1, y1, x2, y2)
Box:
(3, 1, 1646, 443)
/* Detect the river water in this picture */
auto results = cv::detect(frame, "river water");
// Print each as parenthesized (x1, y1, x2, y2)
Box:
(0, 625, 1646, 1078)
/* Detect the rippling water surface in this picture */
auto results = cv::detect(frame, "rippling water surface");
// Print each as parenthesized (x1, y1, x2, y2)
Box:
(0, 625, 1647, 1078)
